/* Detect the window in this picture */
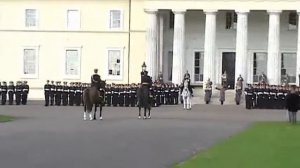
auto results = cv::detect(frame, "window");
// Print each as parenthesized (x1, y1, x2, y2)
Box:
(64, 48, 81, 79)
(25, 9, 38, 27)
(67, 10, 80, 29)
(253, 52, 267, 82)
(281, 53, 296, 83)
(194, 51, 204, 82)
(288, 12, 297, 30)
(22, 47, 39, 78)
(169, 11, 174, 29)
(225, 11, 237, 29)
(109, 10, 122, 29)
(107, 48, 123, 80)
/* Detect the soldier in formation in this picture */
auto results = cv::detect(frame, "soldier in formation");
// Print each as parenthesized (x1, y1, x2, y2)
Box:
(244, 83, 299, 109)
(0, 81, 29, 105)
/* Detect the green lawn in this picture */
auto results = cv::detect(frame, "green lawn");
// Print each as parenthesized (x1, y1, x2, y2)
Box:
(0, 115, 14, 123)
(175, 122, 300, 168)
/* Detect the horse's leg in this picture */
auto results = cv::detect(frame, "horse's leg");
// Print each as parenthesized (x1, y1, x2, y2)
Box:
(99, 104, 103, 120)
(138, 105, 141, 119)
(93, 104, 97, 120)
(148, 106, 151, 119)
(84, 104, 87, 120)
(183, 98, 186, 109)
(143, 107, 147, 119)
(188, 97, 191, 110)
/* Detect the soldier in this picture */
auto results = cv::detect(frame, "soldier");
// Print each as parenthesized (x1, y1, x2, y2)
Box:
(15, 81, 22, 105)
(244, 84, 253, 109)
(183, 70, 191, 81)
(44, 80, 51, 106)
(125, 85, 130, 107)
(119, 85, 125, 106)
(7, 81, 15, 105)
(166, 84, 171, 104)
(55, 81, 62, 106)
(221, 71, 227, 87)
(174, 84, 180, 105)
(106, 84, 112, 106)
(204, 78, 213, 104)
(75, 82, 82, 106)
(68, 82, 75, 106)
(112, 84, 118, 107)
(216, 84, 226, 105)
(21, 81, 29, 105)
(235, 76, 243, 105)
(50, 80, 56, 106)
(1, 82, 8, 105)
(160, 84, 165, 105)
(169, 84, 175, 105)
(62, 81, 69, 106)
(130, 84, 137, 107)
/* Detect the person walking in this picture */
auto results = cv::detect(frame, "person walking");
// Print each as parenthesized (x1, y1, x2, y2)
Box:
(286, 85, 300, 124)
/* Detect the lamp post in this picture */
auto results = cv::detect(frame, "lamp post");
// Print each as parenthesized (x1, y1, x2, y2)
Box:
(298, 74, 300, 86)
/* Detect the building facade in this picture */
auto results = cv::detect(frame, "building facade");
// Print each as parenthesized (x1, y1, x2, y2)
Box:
(0, 0, 299, 99)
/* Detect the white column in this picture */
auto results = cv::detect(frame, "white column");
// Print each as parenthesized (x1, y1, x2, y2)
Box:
(235, 10, 249, 83)
(267, 10, 281, 85)
(172, 9, 186, 84)
(159, 14, 164, 74)
(297, 11, 300, 85)
(145, 9, 158, 80)
(203, 10, 217, 84)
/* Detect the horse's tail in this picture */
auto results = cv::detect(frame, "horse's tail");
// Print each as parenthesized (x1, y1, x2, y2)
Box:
(83, 89, 93, 112)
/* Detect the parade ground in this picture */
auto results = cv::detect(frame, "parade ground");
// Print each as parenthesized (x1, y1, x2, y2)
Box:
(0, 103, 293, 168)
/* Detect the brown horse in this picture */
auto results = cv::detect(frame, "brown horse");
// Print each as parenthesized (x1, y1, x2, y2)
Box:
(83, 81, 106, 120)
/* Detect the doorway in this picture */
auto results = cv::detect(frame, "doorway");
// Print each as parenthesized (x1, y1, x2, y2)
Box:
(222, 52, 236, 89)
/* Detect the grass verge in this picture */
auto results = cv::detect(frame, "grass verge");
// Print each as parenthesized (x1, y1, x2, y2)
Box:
(0, 115, 14, 123)
(175, 122, 300, 168)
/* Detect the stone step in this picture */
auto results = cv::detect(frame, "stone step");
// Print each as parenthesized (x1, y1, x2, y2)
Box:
(190, 88, 245, 105)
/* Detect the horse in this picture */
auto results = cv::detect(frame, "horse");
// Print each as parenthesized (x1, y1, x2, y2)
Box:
(235, 80, 243, 105)
(82, 80, 106, 121)
(181, 79, 192, 110)
(137, 85, 151, 119)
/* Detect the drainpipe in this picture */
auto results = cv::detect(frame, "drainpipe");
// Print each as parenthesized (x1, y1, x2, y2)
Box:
(127, 0, 132, 84)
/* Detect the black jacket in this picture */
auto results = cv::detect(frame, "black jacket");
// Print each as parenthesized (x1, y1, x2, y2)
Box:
(286, 93, 300, 112)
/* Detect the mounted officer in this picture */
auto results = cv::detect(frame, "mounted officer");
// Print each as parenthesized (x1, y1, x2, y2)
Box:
(91, 68, 102, 90)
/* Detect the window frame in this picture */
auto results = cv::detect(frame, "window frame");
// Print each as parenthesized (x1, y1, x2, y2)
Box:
(106, 47, 124, 81)
(281, 52, 297, 84)
(193, 50, 204, 84)
(21, 46, 40, 79)
(252, 52, 268, 83)
(108, 9, 123, 31)
(225, 11, 237, 30)
(24, 9, 39, 29)
(66, 9, 81, 30)
(288, 11, 297, 31)
(63, 47, 82, 80)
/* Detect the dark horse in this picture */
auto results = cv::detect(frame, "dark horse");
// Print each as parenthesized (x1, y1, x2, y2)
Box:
(137, 85, 151, 119)
(83, 80, 106, 120)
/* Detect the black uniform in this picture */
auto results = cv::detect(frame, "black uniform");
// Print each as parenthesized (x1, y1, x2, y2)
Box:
(15, 83, 22, 105)
(75, 84, 82, 106)
(50, 82, 56, 106)
(105, 87, 112, 106)
(7, 83, 15, 105)
(55, 83, 62, 106)
(130, 86, 137, 107)
(1, 83, 8, 105)
(21, 83, 29, 105)
(62, 84, 69, 106)
(68, 84, 75, 106)
(112, 86, 119, 107)
(44, 82, 51, 106)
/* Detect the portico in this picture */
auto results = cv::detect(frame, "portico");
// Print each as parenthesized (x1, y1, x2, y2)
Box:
(144, 2, 300, 87)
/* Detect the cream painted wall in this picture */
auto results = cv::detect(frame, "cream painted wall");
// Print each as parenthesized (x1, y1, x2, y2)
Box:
(0, 0, 298, 99)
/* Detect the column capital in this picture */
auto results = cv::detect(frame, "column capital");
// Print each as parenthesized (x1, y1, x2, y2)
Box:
(203, 9, 218, 14)
(144, 9, 158, 14)
(235, 9, 250, 14)
(172, 9, 186, 14)
(267, 10, 282, 14)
